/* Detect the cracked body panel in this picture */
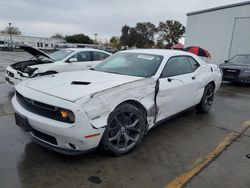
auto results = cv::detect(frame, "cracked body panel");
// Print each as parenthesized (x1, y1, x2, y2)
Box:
(82, 78, 156, 129)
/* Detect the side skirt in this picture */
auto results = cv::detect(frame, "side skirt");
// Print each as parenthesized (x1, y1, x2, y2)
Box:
(149, 106, 197, 131)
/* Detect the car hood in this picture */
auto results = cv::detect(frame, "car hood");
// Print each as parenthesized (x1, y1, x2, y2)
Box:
(20, 70, 143, 102)
(219, 63, 250, 69)
(20, 45, 54, 60)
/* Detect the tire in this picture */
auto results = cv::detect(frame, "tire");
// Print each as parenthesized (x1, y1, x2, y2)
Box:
(196, 84, 215, 113)
(101, 103, 146, 156)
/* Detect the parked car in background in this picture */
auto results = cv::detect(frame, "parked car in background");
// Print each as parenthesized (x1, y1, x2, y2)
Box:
(219, 54, 250, 83)
(5, 45, 111, 86)
(12, 49, 222, 155)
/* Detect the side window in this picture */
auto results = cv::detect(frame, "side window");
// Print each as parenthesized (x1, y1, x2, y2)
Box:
(71, 51, 91, 62)
(161, 56, 193, 78)
(93, 51, 110, 61)
(188, 57, 200, 71)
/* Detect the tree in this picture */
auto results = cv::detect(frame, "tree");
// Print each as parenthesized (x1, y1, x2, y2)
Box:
(156, 40, 165, 49)
(51, 33, 64, 38)
(128, 27, 138, 48)
(65, 34, 94, 44)
(157, 20, 185, 48)
(109, 36, 120, 49)
(120, 25, 130, 47)
(1, 26, 21, 35)
(120, 22, 156, 48)
(134, 22, 156, 48)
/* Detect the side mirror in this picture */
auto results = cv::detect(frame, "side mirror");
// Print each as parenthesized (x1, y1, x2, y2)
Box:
(68, 58, 77, 63)
(224, 60, 229, 63)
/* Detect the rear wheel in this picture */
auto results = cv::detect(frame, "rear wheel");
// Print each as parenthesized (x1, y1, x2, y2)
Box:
(196, 84, 215, 113)
(101, 103, 146, 155)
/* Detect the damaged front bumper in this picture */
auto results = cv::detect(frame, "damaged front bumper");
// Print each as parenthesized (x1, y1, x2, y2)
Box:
(5, 66, 29, 86)
(12, 89, 105, 155)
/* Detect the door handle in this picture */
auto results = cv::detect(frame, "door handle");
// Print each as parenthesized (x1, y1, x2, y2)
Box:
(167, 78, 183, 83)
(192, 77, 196, 80)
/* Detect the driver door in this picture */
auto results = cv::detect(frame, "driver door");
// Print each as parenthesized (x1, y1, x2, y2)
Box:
(156, 56, 199, 122)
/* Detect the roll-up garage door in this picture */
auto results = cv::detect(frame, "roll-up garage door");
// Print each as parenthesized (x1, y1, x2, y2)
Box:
(229, 17, 250, 58)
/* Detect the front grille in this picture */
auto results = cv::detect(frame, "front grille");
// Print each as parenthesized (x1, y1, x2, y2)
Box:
(222, 69, 241, 78)
(32, 129, 57, 145)
(15, 91, 74, 123)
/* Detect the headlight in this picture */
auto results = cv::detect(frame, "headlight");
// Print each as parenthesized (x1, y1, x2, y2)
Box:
(58, 108, 75, 123)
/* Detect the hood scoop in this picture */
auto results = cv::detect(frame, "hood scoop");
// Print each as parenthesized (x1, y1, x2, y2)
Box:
(71, 81, 91, 85)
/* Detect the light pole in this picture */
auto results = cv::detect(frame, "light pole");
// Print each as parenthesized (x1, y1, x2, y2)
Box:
(8, 23, 13, 51)
(94, 33, 98, 44)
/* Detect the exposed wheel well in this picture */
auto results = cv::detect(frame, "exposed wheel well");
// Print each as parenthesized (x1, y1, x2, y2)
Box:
(116, 100, 147, 122)
(207, 81, 215, 89)
(40, 71, 58, 76)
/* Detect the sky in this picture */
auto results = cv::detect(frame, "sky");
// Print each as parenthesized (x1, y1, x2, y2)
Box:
(0, 0, 246, 41)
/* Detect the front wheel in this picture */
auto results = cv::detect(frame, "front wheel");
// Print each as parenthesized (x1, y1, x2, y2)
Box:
(196, 84, 215, 113)
(101, 103, 146, 155)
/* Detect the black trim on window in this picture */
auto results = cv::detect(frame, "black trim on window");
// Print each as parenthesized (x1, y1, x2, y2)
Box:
(66, 51, 91, 62)
(90, 51, 94, 61)
(160, 55, 200, 78)
(187, 56, 200, 72)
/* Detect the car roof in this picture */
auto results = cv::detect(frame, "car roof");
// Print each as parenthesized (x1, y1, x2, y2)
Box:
(117, 49, 206, 65)
(119, 49, 193, 57)
(61, 48, 111, 54)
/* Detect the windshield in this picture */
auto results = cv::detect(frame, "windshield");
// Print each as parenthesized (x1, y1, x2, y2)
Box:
(229, 55, 250, 65)
(49, 49, 74, 61)
(94, 52, 163, 77)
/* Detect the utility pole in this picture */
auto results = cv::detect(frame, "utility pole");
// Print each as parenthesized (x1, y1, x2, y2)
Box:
(94, 33, 98, 44)
(8, 23, 13, 51)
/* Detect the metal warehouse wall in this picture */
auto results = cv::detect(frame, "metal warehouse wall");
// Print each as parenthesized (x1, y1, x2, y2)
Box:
(185, 3, 250, 65)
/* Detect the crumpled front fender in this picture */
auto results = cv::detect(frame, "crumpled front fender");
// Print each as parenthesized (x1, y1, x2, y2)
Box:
(80, 78, 156, 129)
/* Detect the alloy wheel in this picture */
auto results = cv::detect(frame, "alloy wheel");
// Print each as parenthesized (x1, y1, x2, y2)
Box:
(107, 111, 141, 152)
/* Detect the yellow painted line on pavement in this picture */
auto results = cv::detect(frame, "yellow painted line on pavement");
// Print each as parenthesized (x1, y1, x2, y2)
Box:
(165, 120, 250, 188)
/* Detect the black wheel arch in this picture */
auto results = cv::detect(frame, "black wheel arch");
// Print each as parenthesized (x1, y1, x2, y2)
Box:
(206, 81, 215, 89)
(39, 70, 58, 76)
(115, 100, 148, 128)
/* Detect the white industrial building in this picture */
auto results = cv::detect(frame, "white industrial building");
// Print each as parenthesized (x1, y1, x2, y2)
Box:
(185, 1, 250, 65)
(0, 33, 106, 51)
(0, 33, 65, 50)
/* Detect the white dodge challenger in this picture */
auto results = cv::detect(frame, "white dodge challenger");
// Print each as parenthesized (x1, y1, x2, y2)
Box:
(12, 49, 222, 155)
(5, 45, 111, 86)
